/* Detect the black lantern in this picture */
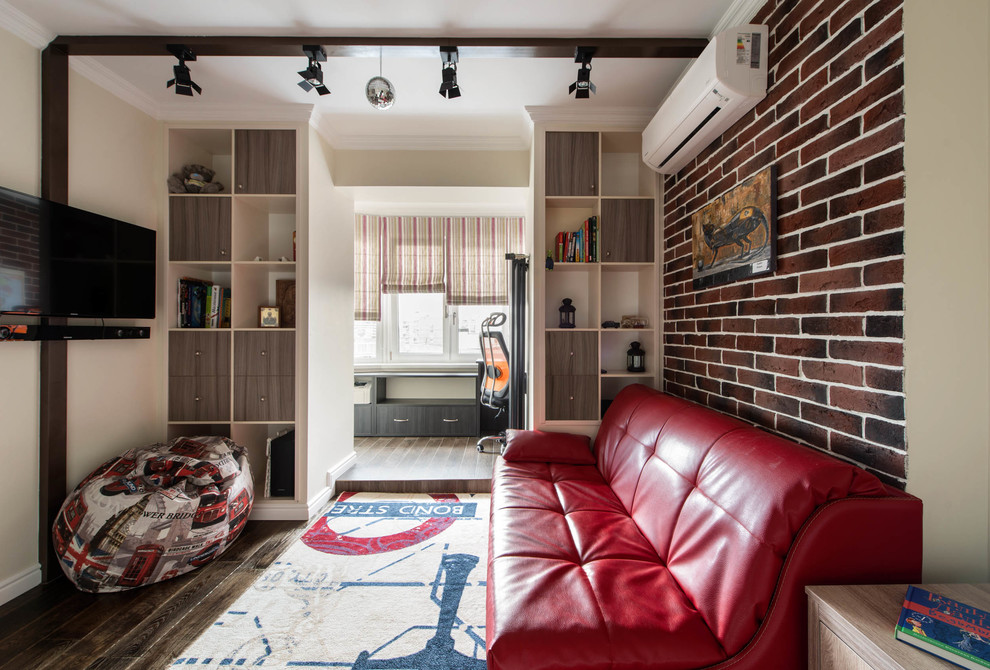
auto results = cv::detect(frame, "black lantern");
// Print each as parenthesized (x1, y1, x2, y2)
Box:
(558, 298, 576, 328)
(627, 341, 645, 372)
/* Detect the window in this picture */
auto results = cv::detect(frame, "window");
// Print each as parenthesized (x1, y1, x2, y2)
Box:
(354, 297, 508, 363)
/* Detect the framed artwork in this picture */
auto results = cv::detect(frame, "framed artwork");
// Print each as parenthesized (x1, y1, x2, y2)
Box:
(258, 306, 280, 328)
(691, 165, 777, 290)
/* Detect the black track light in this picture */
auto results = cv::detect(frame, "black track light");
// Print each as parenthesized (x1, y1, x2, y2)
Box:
(439, 46, 461, 99)
(569, 46, 597, 99)
(166, 44, 201, 96)
(298, 45, 330, 96)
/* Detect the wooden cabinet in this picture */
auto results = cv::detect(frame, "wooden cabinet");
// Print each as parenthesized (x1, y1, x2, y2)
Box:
(355, 374, 479, 437)
(234, 129, 296, 194)
(168, 196, 231, 261)
(601, 199, 655, 263)
(166, 125, 303, 504)
(536, 127, 660, 433)
(546, 132, 599, 196)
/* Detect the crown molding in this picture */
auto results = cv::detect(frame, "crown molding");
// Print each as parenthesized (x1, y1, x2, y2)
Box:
(711, 0, 767, 37)
(70, 56, 159, 118)
(525, 105, 655, 130)
(0, 0, 55, 48)
(158, 102, 314, 124)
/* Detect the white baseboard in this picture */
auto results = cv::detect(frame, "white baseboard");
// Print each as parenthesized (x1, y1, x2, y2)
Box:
(327, 450, 358, 489)
(249, 498, 310, 521)
(307, 485, 336, 518)
(0, 564, 42, 607)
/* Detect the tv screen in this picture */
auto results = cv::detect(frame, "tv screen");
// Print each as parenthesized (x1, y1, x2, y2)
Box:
(0, 185, 156, 319)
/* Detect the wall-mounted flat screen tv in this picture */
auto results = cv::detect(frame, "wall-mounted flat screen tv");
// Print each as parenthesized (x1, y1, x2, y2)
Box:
(0, 185, 156, 319)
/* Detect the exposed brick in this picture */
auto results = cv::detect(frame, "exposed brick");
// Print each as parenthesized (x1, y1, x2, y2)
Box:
(829, 287, 903, 313)
(736, 335, 776, 353)
(829, 230, 903, 266)
(664, 344, 695, 360)
(723, 317, 756, 333)
(755, 317, 801, 334)
(723, 350, 755, 368)
(778, 203, 829, 235)
(800, 118, 862, 166)
(754, 276, 800, 297)
(865, 417, 905, 449)
(738, 368, 776, 390)
(802, 66, 863, 123)
(777, 415, 829, 447)
(830, 63, 904, 126)
(777, 337, 828, 358)
(866, 35, 903, 80)
(778, 20, 829, 79)
(708, 302, 739, 318)
(738, 403, 777, 429)
(802, 315, 864, 337)
(864, 147, 904, 184)
(780, 158, 828, 196)
(778, 114, 830, 157)
(830, 339, 903, 366)
(739, 299, 778, 316)
(756, 354, 801, 376)
(707, 334, 737, 349)
(803, 359, 864, 385)
(696, 319, 722, 333)
(866, 366, 903, 392)
(776, 0, 827, 44)
(865, 1, 901, 31)
(696, 348, 722, 364)
(830, 433, 905, 477)
(698, 376, 722, 394)
(800, 266, 862, 293)
(866, 314, 903, 338)
(829, 8, 901, 81)
(777, 293, 828, 314)
(830, 120, 904, 173)
(738, 110, 779, 148)
(778, 376, 829, 403)
(802, 402, 863, 436)
(863, 258, 903, 285)
(720, 283, 754, 302)
(708, 394, 739, 416)
(722, 382, 755, 404)
(829, 0, 871, 34)
(738, 146, 777, 183)
(708, 364, 738, 382)
(755, 389, 801, 416)
(832, 386, 905, 420)
(801, 167, 863, 206)
(864, 91, 903, 131)
(803, 17, 864, 79)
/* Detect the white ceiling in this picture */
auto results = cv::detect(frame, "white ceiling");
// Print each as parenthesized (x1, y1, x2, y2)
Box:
(1, 0, 759, 149)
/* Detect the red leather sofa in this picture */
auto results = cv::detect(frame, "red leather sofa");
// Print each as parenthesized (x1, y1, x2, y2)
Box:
(486, 385, 922, 670)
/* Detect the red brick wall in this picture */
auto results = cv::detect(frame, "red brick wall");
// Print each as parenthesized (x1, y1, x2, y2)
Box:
(662, 0, 906, 486)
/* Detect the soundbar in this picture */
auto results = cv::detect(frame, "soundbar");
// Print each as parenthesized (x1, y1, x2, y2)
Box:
(0, 325, 150, 341)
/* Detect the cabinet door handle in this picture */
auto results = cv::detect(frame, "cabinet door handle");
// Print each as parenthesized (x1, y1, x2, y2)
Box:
(393, 418, 409, 423)
(195, 351, 201, 356)
(442, 418, 459, 423)
(219, 249, 227, 256)
(260, 350, 267, 357)
(194, 396, 201, 402)
(260, 396, 267, 402)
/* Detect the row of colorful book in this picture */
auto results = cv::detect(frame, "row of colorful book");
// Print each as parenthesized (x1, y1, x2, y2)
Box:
(178, 278, 231, 328)
(552, 216, 598, 263)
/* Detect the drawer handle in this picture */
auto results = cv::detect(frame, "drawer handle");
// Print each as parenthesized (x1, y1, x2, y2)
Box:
(393, 418, 409, 423)
(570, 351, 574, 356)
(219, 249, 227, 256)
(194, 396, 200, 402)
(442, 418, 459, 423)
(195, 351, 201, 356)
(260, 350, 267, 357)
(260, 396, 267, 402)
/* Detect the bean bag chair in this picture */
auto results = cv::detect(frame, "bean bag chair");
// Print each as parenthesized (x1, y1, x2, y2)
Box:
(53, 435, 253, 593)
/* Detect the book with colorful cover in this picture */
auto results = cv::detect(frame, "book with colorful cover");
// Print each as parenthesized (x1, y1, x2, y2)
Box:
(895, 585, 990, 669)
(220, 287, 231, 329)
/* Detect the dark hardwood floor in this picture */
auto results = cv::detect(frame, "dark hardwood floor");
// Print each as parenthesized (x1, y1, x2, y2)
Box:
(0, 439, 497, 668)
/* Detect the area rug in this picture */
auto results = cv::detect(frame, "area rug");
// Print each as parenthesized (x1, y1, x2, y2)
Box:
(172, 492, 489, 668)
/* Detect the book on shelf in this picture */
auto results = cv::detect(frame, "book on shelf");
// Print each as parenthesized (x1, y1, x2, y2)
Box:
(553, 216, 598, 263)
(895, 585, 990, 668)
(178, 277, 229, 329)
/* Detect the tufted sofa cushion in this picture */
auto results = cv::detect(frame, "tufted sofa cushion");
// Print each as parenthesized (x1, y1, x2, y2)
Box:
(487, 385, 919, 670)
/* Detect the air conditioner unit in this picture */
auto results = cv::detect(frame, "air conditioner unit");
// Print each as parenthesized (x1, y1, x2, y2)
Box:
(642, 24, 769, 175)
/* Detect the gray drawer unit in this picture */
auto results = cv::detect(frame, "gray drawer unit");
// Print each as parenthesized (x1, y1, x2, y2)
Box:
(168, 377, 229, 422)
(425, 404, 478, 436)
(375, 404, 429, 436)
(375, 402, 477, 436)
(234, 375, 295, 422)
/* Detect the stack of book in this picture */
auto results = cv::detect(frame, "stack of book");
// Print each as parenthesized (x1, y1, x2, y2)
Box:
(895, 585, 990, 668)
(553, 216, 598, 263)
(178, 278, 231, 328)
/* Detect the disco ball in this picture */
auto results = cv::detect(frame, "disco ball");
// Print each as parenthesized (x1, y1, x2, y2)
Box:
(366, 76, 395, 110)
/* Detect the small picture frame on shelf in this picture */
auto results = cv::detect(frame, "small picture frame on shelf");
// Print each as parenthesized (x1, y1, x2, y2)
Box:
(259, 306, 280, 328)
(620, 315, 648, 329)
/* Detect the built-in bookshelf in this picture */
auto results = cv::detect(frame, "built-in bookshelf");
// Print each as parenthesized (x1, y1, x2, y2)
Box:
(165, 126, 303, 505)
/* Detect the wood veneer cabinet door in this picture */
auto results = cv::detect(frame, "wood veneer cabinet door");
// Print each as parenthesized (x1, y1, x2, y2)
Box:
(169, 331, 230, 377)
(168, 377, 229, 421)
(546, 132, 599, 197)
(234, 129, 296, 194)
(168, 196, 231, 261)
(234, 376, 294, 421)
(234, 331, 295, 376)
(601, 199, 655, 263)
(546, 376, 598, 420)
(546, 331, 598, 375)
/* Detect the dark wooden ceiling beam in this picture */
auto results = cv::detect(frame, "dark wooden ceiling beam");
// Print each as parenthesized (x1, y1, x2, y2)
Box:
(51, 35, 707, 59)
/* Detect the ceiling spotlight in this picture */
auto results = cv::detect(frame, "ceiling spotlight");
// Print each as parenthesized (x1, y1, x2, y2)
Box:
(298, 45, 330, 96)
(366, 46, 395, 110)
(166, 44, 201, 96)
(439, 46, 461, 99)
(569, 46, 597, 99)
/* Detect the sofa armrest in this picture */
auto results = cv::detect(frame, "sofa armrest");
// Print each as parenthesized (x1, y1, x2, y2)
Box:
(502, 429, 594, 464)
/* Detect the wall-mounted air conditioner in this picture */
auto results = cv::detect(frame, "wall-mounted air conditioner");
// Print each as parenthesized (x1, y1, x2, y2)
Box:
(642, 24, 769, 175)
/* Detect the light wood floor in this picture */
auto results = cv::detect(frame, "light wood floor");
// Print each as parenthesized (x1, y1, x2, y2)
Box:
(336, 436, 499, 493)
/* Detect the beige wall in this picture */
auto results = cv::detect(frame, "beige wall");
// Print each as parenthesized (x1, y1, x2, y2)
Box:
(904, 0, 990, 581)
(0, 26, 42, 600)
(0, 27, 162, 602)
(306, 128, 357, 501)
(332, 149, 530, 187)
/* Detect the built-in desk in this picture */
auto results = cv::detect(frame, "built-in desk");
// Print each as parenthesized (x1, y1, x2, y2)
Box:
(354, 370, 480, 437)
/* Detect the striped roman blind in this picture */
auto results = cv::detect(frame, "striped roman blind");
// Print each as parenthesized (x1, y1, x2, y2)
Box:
(445, 216, 525, 305)
(381, 216, 446, 294)
(353, 214, 382, 321)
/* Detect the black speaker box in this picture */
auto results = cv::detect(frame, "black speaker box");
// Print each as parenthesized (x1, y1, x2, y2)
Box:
(268, 430, 295, 498)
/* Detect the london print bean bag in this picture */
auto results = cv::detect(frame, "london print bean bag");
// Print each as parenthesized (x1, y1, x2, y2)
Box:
(53, 436, 253, 593)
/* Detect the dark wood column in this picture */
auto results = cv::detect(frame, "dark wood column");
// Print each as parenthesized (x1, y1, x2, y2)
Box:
(39, 43, 69, 582)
